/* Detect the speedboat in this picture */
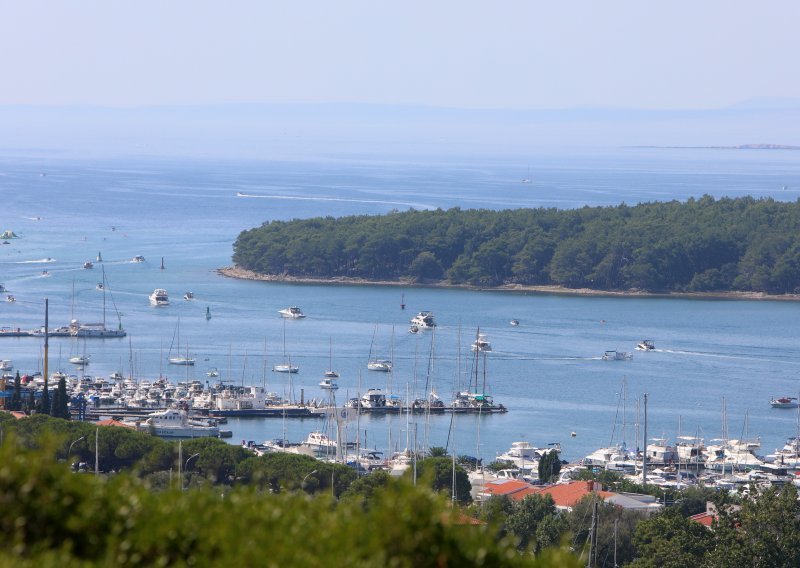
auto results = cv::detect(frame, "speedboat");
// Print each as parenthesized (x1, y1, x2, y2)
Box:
(132, 255, 145, 263)
(367, 359, 392, 372)
(149, 288, 169, 306)
(206, 368, 219, 377)
(636, 339, 655, 351)
(471, 334, 492, 352)
(509, 319, 520, 326)
(278, 306, 306, 318)
(96, 283, 104, 291)
(408, 325, 420, 334)
(410, 311, 435, 329)
(183, 292, 194, 300)
(770, 396, 799, 409)
(41, 270, 50, 277)
(83, 261, 94, 269)
(602, 350, 633, 361)
(324, 369, 339, 378)
(319, 377, 339, 390)
(5, 295, 15, 303)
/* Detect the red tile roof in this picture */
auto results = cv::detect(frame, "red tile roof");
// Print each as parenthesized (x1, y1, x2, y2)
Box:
(689, 512, 715, 527)
(533, 481, 615, 508)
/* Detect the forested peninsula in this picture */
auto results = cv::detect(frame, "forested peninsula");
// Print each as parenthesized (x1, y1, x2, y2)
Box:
(231, 196, 800, 295)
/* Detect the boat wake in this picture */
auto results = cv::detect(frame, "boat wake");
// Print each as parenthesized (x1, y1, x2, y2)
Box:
(17, 258, 56, 264)
(235, 191, 432, 210)
(661, 348, 774, 362)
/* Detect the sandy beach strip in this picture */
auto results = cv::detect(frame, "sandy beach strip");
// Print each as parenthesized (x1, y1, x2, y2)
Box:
(216, 266, 800, 301)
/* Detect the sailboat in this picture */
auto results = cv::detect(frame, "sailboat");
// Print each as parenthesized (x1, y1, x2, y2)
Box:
(273, 320, 299, 373)
(521, 166, 532, 184)
(167, 317, 195, 366)
(451, 328, 506, 412)
(324, 338, 339, 378)
(70, 266, 126, 338)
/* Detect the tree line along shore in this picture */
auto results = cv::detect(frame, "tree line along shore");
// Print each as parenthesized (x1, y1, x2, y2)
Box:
(231, 195, 800, 296)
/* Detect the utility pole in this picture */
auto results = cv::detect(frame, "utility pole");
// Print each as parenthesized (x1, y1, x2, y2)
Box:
(642, 393, 648, 487)
(43, 299, 49, 412)
(587, 498, 598, 568)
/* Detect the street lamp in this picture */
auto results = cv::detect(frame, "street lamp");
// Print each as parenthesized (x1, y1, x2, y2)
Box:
(183, 453, 200, 491)
(301, 469, 318, 492)
(68, 435, 86, 457)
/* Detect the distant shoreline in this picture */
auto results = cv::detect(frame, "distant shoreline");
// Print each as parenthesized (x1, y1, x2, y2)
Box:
(629, 144, 800, 150)
(216, 266, 800, 302)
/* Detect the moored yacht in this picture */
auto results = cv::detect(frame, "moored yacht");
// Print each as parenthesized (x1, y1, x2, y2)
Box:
(168, 355, 195, 366)
(132, 408, 219, 438)
(149, 288, 169, 306)
(69, 355, 90, 365)
(273, 362, 299, 373)
(319, 376, 339, 390)
(367, 359, 392, 372)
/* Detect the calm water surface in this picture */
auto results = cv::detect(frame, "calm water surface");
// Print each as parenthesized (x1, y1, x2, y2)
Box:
(3, 148, 800, 462)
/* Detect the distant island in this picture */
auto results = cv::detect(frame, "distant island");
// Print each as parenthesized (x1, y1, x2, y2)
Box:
(230, 196, 800, 297)
(632, 143, 800, 150)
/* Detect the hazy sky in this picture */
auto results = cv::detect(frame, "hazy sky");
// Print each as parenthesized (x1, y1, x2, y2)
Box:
(1, 1, 797, 110)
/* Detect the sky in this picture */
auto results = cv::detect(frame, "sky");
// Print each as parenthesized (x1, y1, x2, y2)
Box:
(2, 1, 799, 110)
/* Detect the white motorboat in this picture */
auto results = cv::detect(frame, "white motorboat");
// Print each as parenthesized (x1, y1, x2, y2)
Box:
(367, 359, 392, 372)
(509, 319, 520, 326)
(471, 333, 492, 352)
(636, 339, 655, 351)
(132, 255, 145, 263)
(496, 441, 560, 468)
(183, 292, 195, 301)
(408, 325, 420, 334)
(133, 408, 219, 438)
(69, 355, 90, 366)
(302, 431, 338, 453)
(410, 311, 435, 329)
(5, 295, 14, 303)
(319, 376, 339, 390)
(206, 368, 219, 377)
(149, 288, 169, 306)
(273, 363, 299, 373)
(278, 306, 305, 319)
(0, 359, 12, 371)
(168, 355, 196, 366)
(770, 396, 799, 409)
(602, 350, 633, 361)
(83, 261, 94, 269)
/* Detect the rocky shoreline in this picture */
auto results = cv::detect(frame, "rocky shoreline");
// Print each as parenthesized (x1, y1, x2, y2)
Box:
(216, 266, 800, 302)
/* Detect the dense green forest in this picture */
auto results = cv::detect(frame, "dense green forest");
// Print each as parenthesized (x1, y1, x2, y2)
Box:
(232, 196, 800, 293)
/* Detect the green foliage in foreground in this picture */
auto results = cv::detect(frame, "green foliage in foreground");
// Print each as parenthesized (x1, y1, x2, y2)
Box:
(0, 441, 581, 568)
(233, 196, 800, 293)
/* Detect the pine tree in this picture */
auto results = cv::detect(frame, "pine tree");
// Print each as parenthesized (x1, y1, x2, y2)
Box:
(39, 377, 50, 415)
(53, 377, 70, 420)
(9, 371, 22, 411)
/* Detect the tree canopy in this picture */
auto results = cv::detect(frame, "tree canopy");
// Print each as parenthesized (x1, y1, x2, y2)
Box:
(232, 196, 800, 293)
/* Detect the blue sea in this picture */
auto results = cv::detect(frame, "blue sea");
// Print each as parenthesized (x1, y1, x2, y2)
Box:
(3, 147, 800, 463)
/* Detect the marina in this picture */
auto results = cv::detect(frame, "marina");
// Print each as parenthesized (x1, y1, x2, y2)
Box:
(2, 151, 800, 467)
